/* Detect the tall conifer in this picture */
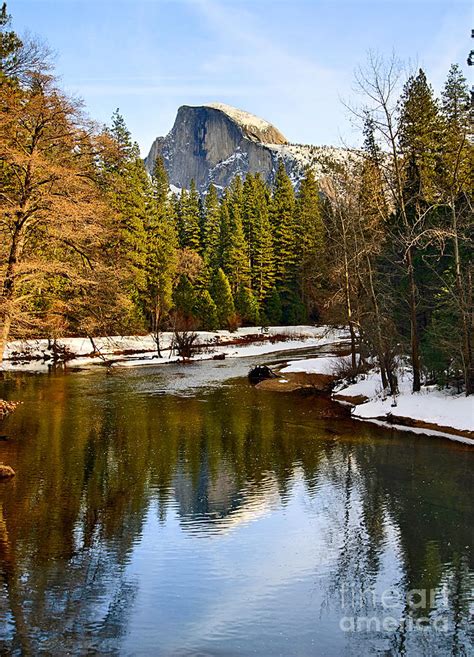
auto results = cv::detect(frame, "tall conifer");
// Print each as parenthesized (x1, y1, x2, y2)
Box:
(203, 184, 221, 269)
(295, 168, 325, 314)
(270, 161, 297, 292)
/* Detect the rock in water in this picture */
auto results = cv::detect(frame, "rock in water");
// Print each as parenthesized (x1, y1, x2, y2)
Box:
(0, 464, 15, 478)
(248, 365, 278, 385)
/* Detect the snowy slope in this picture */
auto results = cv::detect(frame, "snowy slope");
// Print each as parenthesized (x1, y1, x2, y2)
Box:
(267, 143, 362, 188)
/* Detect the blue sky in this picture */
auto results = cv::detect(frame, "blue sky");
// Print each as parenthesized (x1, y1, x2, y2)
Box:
(11, 0, 472, 155)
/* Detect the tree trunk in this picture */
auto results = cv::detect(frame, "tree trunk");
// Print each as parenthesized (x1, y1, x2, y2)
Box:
(335, 199, 358, 371)
(365, 255, 389, 389)
(152, 305, 163, 358)
(0, 314, 12, 364)
(452, 203, 473, 395)
(467, 267, 474, 395)
(406, 247, 421, 392)
(341, 224, 357, 370)
(0, 228, 25, 363)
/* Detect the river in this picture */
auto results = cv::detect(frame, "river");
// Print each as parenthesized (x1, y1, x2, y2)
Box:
(0, 350, 472, 656)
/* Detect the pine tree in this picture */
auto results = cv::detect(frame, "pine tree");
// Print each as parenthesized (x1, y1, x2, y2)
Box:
(211, 268, 235, 328)
(219, 194, 232, 272)
(442, 64, 471, 128)
(440, 64, 472, 194)
(394, 69, 444, 390)
(222, 195, 251, 292)
(202, 184, 221, 270)
(193, 290, 218, 330)
(144, 156, 178, 355)
(151, 155, 169, 207)
(242, 174, 258, 256)
(265, 287, 283, 325)
(103, 109, 149, 325)
(398, 69, 443, 204)
(176, 189, 187, 248)
(437, 65, 474, 393)
(173, 275, 196, 327)
(179, 180, 201, 251)
(235, 286, 260, 326)
(254, 175, 275, 302)
(243, 174, 275, 302)
(295, 168, 325, 317)
(228, 175, 244, 215)
(270, 161, 297, 292)
(0, 2, 22, 82)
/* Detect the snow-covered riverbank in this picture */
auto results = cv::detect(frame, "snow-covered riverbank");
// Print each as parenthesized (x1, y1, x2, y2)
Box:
(1, 326, 349, 372)
(4, 327, 471, 445)
(279, 355, 473, 444)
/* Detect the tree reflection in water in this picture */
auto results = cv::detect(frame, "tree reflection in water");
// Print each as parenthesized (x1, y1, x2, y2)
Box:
(0, 368, 472, 655)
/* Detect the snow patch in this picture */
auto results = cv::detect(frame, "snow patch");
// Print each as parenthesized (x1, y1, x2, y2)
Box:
(206, 102, 282, 136)
(280, 355, 352, 375)
(350, 375, 474, 433)
(352, 417, 474, 446)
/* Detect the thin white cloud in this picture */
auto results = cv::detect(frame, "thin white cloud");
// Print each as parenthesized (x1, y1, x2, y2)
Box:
(70, 83, 263, 97)
(188, 0, 351, 145)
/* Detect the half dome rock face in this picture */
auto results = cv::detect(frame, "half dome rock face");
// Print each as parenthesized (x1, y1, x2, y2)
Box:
(144, 103, 289, 192)
(144, 103, 359, 194)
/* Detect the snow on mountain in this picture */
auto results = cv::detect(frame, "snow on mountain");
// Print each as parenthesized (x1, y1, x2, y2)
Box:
(268, 143, 362, 188)
(205, 103, 288, 144)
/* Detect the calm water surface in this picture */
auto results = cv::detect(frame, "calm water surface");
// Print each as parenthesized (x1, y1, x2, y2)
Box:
(0, 353, 473, 656)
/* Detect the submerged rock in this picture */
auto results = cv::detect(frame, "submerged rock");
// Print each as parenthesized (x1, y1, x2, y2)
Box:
(0, 464, 15, 479)
(257, 371, 337, 393)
